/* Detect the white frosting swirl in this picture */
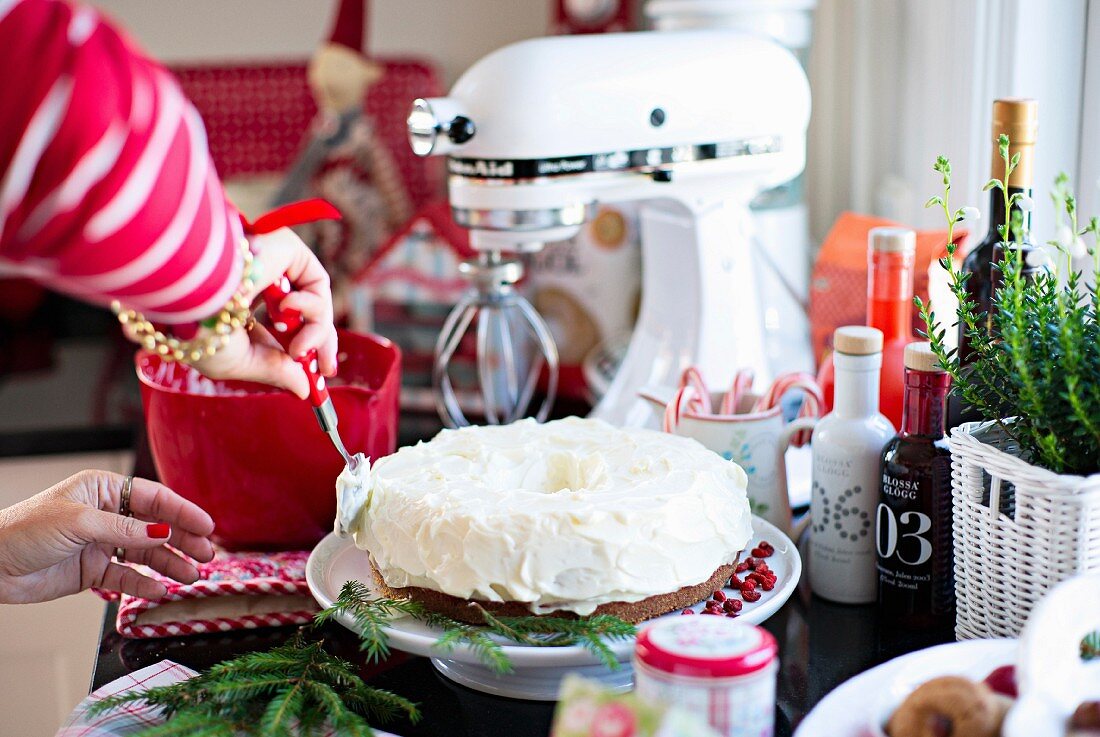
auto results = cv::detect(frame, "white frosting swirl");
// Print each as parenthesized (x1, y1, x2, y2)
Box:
(335, 453, 370, 536)
(345, 417, 752, 615)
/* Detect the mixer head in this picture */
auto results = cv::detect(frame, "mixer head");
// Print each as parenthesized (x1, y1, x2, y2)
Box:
(433, 251, 559, 428)
(411, 30, 811, 425)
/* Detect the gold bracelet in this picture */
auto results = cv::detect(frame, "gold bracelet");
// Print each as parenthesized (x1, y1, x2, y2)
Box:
(112, 239, 256, 364)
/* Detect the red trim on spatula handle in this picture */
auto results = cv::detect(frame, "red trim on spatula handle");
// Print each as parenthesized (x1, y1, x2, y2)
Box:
(262, 276, 329, 407)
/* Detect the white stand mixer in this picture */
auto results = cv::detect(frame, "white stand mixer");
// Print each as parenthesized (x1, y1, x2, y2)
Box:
(408, 30, 810, 426)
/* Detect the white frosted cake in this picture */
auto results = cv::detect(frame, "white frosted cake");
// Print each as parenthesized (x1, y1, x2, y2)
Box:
(337, 416, 752, 622)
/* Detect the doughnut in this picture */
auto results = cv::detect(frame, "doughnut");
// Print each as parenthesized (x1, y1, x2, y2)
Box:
(887, 676, 1009, 737)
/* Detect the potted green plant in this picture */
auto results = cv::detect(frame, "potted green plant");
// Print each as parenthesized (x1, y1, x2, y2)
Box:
(917, 136, 1100, 640)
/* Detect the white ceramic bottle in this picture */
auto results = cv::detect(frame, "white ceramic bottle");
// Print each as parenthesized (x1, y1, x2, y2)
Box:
(810, 326, 896, 603)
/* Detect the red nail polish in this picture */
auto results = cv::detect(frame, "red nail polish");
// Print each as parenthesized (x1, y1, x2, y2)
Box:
(147, 523, 171, 539)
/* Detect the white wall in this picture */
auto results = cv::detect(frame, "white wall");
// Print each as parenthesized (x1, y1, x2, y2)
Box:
(807, 0, 1089, 244)
(89, 0, 548, 84)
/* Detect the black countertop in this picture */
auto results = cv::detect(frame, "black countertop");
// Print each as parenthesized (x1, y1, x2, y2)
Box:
(90, 534, 954, 736)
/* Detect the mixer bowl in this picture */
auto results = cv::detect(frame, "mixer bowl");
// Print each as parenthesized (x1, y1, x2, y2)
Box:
(137, 330, 400, 550)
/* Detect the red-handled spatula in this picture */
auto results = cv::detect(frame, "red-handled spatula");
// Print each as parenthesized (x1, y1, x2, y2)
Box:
(261, 275, 360, 473)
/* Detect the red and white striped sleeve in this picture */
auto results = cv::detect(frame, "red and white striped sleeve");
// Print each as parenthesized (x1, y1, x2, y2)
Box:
(0, 0, 244, 327)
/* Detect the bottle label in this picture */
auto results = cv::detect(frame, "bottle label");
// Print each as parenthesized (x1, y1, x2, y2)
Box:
(875, 470, 937, 616)
(810, 447, 878, 602)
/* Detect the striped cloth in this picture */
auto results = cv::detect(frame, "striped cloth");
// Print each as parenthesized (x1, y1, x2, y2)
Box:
(0, 0, 244, 326)
(57, 660, 401, 737)
(95, 549, 320, 639)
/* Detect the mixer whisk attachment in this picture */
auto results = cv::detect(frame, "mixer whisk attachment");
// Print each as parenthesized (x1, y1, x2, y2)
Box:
(433, 251, 559, 428)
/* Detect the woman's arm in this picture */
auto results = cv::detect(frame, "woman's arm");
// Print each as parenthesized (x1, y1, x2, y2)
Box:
(0, 0, 338, 393)
(0, 0, 244, 324)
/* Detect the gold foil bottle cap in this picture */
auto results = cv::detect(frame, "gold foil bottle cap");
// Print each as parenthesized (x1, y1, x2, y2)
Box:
(834, 326, 883, 356)
(992, 98, 1038, 144)
(870, 226, 916, 255)
(904, 341, 944, 372)
(991, 98, 1038, 187)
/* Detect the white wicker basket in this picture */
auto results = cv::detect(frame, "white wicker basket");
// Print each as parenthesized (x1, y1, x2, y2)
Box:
(952, 420, 1100, 640)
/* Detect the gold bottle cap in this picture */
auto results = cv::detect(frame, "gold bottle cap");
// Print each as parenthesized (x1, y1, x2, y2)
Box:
(992, 98, 1038, 144)
(991, 98, 1038, 187)
(904, 341, 944, 372)
(870, 226, 916, 254)
(834, 326, 883, 356)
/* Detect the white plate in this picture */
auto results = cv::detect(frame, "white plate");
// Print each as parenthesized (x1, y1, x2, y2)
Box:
(795, 639, 1017, 737)
(307, 516, 800, 700)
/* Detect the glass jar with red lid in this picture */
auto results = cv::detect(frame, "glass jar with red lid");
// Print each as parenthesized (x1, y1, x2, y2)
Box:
(633, 617, 778, 737)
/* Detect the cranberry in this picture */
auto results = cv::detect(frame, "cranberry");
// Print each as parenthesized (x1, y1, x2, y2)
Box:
(681, 608, 695, 615)
(744, 557, 758, 570)
(742, 588, 762, 603)
(735, 561, 751, 574)
(740, 578, 757, 592)
(752, 541, 775, 558)
(748, 572, 776, 591)
(701, 608, 721, 615)
(723, 599, 742, 613)
(730, 574, 743, 587)
(712, 590, 727, 602)
(752, 578, 775, 591)
(983, 665, 1017, 698)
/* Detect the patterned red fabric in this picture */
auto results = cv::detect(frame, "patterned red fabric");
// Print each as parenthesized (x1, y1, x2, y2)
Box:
(106, 549, 318, 639)
(0, 0, 245, 326)
(170, 59, 444, 208)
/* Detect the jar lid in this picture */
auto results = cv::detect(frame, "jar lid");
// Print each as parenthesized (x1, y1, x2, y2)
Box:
(634, 617, 777, 678)
(904, 341, 943, 373)
(869, 226, 915, 255)
(833, 325, 883, 356)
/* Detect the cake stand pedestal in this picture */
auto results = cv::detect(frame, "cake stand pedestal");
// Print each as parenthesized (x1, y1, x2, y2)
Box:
(432, 659, 633, 701)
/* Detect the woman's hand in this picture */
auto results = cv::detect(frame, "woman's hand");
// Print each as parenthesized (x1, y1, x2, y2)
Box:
(191, 227, 339, 400)
(0, 471, 215, 604)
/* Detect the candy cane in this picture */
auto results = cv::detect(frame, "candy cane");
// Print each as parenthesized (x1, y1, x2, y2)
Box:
(753, 372, 823, 447)
(679, 367, 712, 414)
(663, 367, 712, 433)
(719, 369, 754, 415)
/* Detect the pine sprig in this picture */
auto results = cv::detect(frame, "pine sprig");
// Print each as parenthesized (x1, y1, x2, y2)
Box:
(90, 576, 637, 735)
(921, 145, 1100, 474)
(319, 580, 637, 674)
(473, 607, 636, 670)
(90, 635, 420, 736)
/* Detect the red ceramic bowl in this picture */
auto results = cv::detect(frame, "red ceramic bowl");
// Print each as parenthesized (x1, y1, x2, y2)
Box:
(137, 330, 400, 550)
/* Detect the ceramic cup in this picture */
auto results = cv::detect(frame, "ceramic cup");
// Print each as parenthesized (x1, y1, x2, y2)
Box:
(639, 387, 816, 536)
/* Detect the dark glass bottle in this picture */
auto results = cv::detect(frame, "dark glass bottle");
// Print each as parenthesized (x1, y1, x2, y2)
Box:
(950, 98, 1037, 428)
(876, 342, 953, 629)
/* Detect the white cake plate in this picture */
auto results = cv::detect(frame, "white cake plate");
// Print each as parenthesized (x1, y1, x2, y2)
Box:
(306, 516, 800, 701)
(795, 639, 1017, 737)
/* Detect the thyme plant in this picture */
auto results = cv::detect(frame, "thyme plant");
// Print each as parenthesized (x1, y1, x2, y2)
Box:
(917, 136, 1100, 475)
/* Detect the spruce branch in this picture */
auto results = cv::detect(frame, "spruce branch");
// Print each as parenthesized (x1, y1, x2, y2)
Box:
(320, 579, 637, 676)
(90, 635, 420, 737)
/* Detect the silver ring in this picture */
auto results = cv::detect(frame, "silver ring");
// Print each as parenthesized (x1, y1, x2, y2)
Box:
(119, 475, 134, 518)
(114, 546, 126, 562)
